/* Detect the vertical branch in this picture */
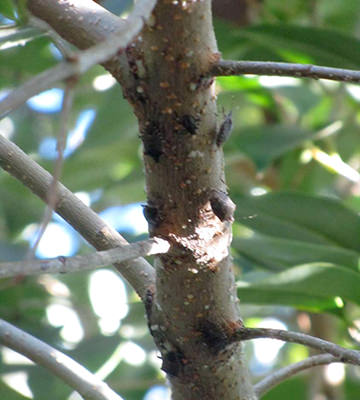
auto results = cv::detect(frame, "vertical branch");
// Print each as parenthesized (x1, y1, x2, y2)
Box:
(124, 1, 256, 398)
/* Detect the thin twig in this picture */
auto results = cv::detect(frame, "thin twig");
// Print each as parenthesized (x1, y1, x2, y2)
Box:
(210, 60, 360, 84)
(0, 0, 157, 118)
(28, 15, 74, 57)
(234, 327, 360, 365)
(309, 146, 360, 183)
(254, 354, 342, 397)
(68, 341, 125, 400)
(0, 26, 41, 51)
(0, 134, 155, 300)
(30, 81, 76, 257)
(0, 63, 75, 117)
(0, 319, 122, 400)
(0, 237, 169, 279)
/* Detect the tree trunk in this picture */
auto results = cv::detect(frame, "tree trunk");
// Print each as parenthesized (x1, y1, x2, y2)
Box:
(28, 0, 256, 398)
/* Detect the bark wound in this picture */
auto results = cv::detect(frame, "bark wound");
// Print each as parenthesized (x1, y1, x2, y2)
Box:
(198, 319, 229, 354)
(199, 318, 244, 354)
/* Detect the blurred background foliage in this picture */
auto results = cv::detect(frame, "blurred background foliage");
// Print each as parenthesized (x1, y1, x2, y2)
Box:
(1, 0, 360, 399)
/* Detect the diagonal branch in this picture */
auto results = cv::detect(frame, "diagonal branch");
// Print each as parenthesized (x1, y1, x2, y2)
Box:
(0, 237, 170, 279)
(254, 354, 342, 397)
(210, 60, 360, 84)
(27, 0, 124, 50)
(0, 318, 122, 400)
(28, 15, 74, 57)
(0, 134, 155, 300)
(233, 327, 360, 365)
(0, 62, 78, 118)
(0, 0, 157, 118)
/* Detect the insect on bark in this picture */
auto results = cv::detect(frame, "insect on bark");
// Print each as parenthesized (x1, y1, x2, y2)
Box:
(216, 110, 233, 146)
(209, 190, 236, 222)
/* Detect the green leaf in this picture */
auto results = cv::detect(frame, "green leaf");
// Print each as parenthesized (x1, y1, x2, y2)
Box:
(57, 84, 142, 199)
(0, 26, 41, 51)
(0, 174, 43, 237)
(233, 234, 360, 271)
(235, 192, 360, 252)
(0, 36, 56, 88)
(237, 263, 360, 309)
(0, 0, 16, 20)
(276, 85, 321, 116)
(0, 240, 26, 261)
(230, 125, 315, 169)
(0, 379, 30, 399)
(262, 376, 306, 400)
(216, 22, 360, 69)
(237, 285, 340, 313)
(217, 75, 262, 91)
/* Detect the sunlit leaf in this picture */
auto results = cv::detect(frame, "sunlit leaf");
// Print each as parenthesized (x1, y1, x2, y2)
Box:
(0, 0, 16, 20)
(217, 22, 360, 69)
(235, 192, 360, 251)
(230, 125, 315, 169)
(261, 376, 306, 400)
(0, 27, 41, 51)
(233, 233, 360, 271)
(238, 263, 360, 309)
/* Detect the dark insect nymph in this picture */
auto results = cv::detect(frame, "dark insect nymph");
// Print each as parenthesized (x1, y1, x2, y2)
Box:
(216, 110, 233, 146)
(177, 114, 199, 135)
(142, 121, 163, 162)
